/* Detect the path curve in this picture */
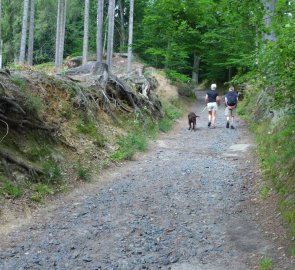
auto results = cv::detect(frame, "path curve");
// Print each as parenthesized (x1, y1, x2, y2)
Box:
(0, 90, 294, 270)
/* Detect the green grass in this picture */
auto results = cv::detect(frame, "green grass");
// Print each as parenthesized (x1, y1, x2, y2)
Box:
(259, 185, 270, 199)
(42, 161, 62, 183)
(74, 164, 91, 181)
(159, 100, 183, 132)
(259, 257, 273, 270)
(239, 82, 295, 251)
(76, 119, 105, 147)
(0, 181, 22, 199)
(111, 100, 183, 161)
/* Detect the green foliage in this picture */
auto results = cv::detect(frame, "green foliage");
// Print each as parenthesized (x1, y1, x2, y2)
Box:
(259, 257, 273, 270)
(0, 182, 22, 199)
(77, 119, 97, 136)
(24, 95, 43, 116)
(42, 161, 62, 183)
(76, 119, 105, 146)
(74, 164, 91, 181)
(11, 75, 26, 90)
(166, 70, 190, 84)
(60, 102, 73, 119)
(111, 121, 148, 161)
(239, 81, 295, 246)
(159, 100, 183, 132)
(259, 185, 270, 199)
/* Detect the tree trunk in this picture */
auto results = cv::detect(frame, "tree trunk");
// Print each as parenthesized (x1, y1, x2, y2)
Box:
(263, 0, 277, 41)
(118, 0, 125, 51)
(55, 0, 61, 67)
(106, 0, 115, 70)
(127, 0, 134, 74)
(192, 54, 200, 85)
(82, 0, 90, 65)
(19, 0, 29, 64)
(27, 0, 35, 66)
(59, 0, 67, 67)
(55, 0, 66, 69)
(96, 0, 104, 62)
(0, 0, 2, 69)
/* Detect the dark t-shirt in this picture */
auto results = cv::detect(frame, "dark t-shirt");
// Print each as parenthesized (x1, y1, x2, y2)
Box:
(207, 91, 219, 103)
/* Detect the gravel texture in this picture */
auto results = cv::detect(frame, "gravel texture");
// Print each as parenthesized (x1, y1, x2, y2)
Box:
(0, 90, 294, 270)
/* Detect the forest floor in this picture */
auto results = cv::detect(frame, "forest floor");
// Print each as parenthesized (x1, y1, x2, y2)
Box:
(0, 90, 294, 269)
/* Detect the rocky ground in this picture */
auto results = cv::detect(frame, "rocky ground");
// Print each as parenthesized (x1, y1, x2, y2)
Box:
(0, 90, 294, 270)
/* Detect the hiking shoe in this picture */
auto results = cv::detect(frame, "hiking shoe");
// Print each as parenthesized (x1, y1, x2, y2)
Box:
(226, 122, 229, 128)
(208, 122, 211, 127)
(231, 125, 235, 129)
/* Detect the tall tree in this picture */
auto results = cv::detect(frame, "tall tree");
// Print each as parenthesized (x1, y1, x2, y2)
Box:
(27, 0, 35, 65)
(82, 0, 90, 64)
(118, 0, 126, 51)
(262, 0, 277, 41)
(127, 0, 134, 73)
(107, 0, 115, 69)
(55, 0, 66, 69)
(0, 0, 2, 68)
(19, 0, 29, 64)
(96, 0, 104, 62)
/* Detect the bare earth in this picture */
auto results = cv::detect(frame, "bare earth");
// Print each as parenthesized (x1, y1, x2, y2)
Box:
(0, 90, 294, 270)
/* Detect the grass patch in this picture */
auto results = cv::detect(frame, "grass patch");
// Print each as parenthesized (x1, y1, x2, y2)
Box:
(159, 100, 183, 132)
(259, 257, 273, 270)
(259, 185, 270, 199)
(11, 75, 27, 90)
(0, 181, 22, 199)
(76, 119, 105, 147)
(74, 164, 91, 181)
(111, 131, 148, 161)
(111, 100, 183, 161)
(30, 183, 55, 204)
(42, 160, 62, 183)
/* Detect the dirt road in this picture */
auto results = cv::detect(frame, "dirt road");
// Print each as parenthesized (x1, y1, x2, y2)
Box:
(0, 90, 294, 270)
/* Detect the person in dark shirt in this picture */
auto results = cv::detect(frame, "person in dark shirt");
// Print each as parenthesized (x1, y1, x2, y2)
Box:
(205, 83, 220, 128)
(224, 86, 239, 129)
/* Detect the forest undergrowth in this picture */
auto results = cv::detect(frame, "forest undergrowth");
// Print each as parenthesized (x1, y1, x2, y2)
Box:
(238, 81, 295, 254)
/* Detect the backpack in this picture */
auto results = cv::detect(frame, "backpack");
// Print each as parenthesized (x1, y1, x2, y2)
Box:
(226, 92, 237, 107)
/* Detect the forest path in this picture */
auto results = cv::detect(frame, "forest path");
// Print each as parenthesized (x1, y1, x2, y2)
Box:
(0, 90, 294, 270)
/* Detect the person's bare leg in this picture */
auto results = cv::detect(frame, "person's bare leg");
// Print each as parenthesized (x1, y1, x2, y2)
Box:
(212, 111, 216, 127)
(208, 111, 212, 127)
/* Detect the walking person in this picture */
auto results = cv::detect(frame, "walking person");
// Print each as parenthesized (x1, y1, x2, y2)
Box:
(224, 86, 238, 129)
(205, 83, 220, 128)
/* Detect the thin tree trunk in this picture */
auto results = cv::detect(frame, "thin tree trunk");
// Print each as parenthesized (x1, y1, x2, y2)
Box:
(118, 0, 125, 51)
(96, 0, 104, 62)
(83, 0, 90, 65)
(59, 0, 66, 68)
(27, 0, 35, 66)
(55, 0, 66, 69)
(19, 0, 29, 64)
(127, 0, 134, 73)
(263, 0, 277, 41)
(55, 0, 61, 67)
(0, 0, 2, 69)
(106, 0, 115, 70)
(192, 53, 200, 85)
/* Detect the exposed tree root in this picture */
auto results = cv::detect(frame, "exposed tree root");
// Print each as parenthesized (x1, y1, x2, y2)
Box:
(0, 149, 44, 181)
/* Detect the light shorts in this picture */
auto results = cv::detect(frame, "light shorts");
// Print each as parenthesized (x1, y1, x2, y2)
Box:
(225, 106, 236, 117)
(207, 102, 218, 112)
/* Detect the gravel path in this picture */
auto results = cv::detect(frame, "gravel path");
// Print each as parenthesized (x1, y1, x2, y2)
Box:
(0, 90, 294, 270)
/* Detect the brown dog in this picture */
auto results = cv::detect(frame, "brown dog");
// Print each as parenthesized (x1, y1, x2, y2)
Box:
(188, 112, 199, 131)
